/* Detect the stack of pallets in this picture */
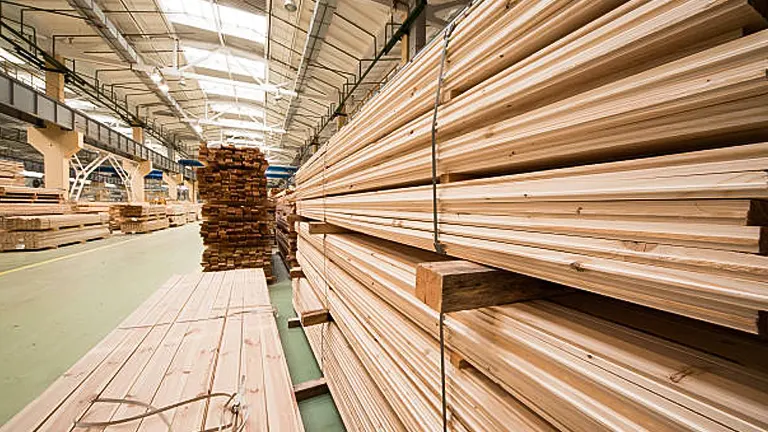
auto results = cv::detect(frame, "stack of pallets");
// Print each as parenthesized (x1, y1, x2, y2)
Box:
(0, 213, 110, 250)
(119, 204, 169, 234)
(198, 144, 273, 280)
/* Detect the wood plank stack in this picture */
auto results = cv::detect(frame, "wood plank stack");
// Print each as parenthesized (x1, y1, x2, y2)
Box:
(0, 269, 305, 432)
(290, 0, 768, 430)
(296, 222, 768, 431)
(119, 203, 169, 234)
(0, 213, 110, 250)
(166, 203, 188, 227)
(198, 144, 273, 279)
(275, 190, 299, 267)
(0, 159, 24, 186)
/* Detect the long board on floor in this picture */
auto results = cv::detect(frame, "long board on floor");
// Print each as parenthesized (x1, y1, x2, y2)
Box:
(0, 269, 304, 432)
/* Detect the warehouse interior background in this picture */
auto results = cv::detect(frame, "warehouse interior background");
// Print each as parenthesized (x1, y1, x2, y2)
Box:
(1, 0, 768, 431)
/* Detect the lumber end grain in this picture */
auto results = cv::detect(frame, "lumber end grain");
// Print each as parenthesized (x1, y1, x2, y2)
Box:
(287, 317, 302, 329)
(293, 377, 329, 402)
(290, 267, 304, 279)
(415, 260, 567, 313)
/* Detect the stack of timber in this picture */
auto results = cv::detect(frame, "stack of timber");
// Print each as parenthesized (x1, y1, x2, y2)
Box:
(119, 203, 169, 234)
(186, 203, 201, 223)
(0, 159, 24, 186)
(294, 0, 768, 335)
(0, 269, 305, 432)
(0, 212, 110, 250)
(276, 190, 299, 267)
(72, 201, 113, 214)
(166, 203, 189, 227)
(198, 144, 273, 279)
(295, 222, 768, 431)
(0, 188, 69, 231)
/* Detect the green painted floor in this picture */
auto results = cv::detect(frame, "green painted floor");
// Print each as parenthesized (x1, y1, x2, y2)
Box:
(0, 223, 343, 430)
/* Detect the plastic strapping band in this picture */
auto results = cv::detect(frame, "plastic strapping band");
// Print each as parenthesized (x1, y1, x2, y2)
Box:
(431, 21, 455, 257)
(432, 20, 456, 432)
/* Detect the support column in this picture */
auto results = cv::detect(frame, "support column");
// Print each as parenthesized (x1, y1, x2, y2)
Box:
(184, 179, 196, 203)
(122, 159, 152, 202)
(132, 126, 144, 145)
(27, 126, 83, 190)
(408, 1, 426, 59)
(163, 172, 182, 201)
(45, 55, 65, 102)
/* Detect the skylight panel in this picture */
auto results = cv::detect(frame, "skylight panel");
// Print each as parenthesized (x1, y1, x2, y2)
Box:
(160, 0, 266, 44)
(0, 47, 24, 64)
(197, 79, 265, 102)
(183, 46, 265, 79)
(210, 102, 264, 118)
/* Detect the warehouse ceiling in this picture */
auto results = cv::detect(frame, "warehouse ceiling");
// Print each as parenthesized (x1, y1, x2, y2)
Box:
(0, 0, 464, 168)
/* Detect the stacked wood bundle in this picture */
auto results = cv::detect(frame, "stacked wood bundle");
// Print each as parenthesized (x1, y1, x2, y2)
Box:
(0, 186, 64, 204)
(0, 213, 110, 250)
(198, 144, 273, 279)
(290, 0, 768, 429)
(295, 222, 768, 431)
(119, 203, 169, 234)
(165, 203, 188, 227)
(0, 159, 24, 186)
(186, 203, 201, 223)
(275, 190, 298, 267)
(1, 269, 305, 432)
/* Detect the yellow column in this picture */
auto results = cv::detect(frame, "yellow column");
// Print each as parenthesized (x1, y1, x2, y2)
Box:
(185, 179, 197, 203)
(132, 126, 144, 144)
(27, 126, 83, 190)
(122, 159, 152, 202)
(45, 55, 65, 102)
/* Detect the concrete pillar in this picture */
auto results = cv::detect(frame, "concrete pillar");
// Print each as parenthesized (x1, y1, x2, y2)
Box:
(186, 180, 197, 203)
(336, 104, 347, 129)
(408, 2, 426, 59)
(122, 159, 152, 202)
(163, 172, 182, 201)
(45, 55, 65, 102)
(132, 126, 144, 145)
(27, 126, 83, 190)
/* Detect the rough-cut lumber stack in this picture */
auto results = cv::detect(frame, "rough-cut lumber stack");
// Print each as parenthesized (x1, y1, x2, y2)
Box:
(166, 203, 188, 227)
(0, 186, 65, 204)
(119, 203, 169, 234)
(198, 144, 273, 279)
(296, 222, 768, 431)
(0, 269, 304, 432)
(0, 159, 24, 186)
(275, 190, 298, 267)
(0, 213, 110, 250)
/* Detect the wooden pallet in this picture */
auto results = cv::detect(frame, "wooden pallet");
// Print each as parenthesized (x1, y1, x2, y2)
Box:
(0, 269, 304, 432)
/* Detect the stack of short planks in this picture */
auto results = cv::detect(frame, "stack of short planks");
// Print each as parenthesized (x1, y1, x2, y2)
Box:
(0, 159, 24, 186)
(0, 212, 110, 250)
(166, 203, 188, 227)
(119, 203, 169, 234)
(291, 0, 768, 430)
(0, 187, 69, 217)
(275, 190, 298, 267)
(198, 144, 273, 279)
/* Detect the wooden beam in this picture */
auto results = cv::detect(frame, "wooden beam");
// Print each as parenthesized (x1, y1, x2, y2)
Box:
(307, 221, 348, 235)
(301, 311, 331, 327)
(415, 260, 565, 313)
(293, 377, 329, 402)
(290, 267, 304, 279)
(287, 317, 301, 329)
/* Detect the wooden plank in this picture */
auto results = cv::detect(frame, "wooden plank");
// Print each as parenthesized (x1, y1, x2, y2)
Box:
(290, 266, 304, 279)
(293, 378, 329, 402)
(415, 260, 567, 313)
(307, 221, 348, 235)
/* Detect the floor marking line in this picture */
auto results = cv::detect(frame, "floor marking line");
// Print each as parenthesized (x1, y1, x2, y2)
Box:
(0, 236, 141, 277)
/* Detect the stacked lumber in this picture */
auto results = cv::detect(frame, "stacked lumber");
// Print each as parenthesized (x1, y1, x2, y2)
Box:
(0, 213, 110, 250)
(275, 190, 298, 267)
(0, 269, 305, 432)
(119, 203, 169, 234)
(0, 159, 24, 186)
(186, 203, 201, 223)
(0, 186, 64, 204)
(298, 143, 768, 333)
(296, 222, 768, 431)
(198, 144, 273, 279)
(166, 203, 188, 227)
(72, 201, 113, 214)
(296, 0, 768, 198)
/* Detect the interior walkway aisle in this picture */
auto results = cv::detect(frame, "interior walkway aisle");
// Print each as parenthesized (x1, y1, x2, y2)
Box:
(0, 224, 204, 424)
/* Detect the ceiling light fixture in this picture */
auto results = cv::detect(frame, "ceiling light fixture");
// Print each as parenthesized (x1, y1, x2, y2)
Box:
(284, 0, 297, 12)
(159, 83, 170, 92)
(150, 70, 163, 83)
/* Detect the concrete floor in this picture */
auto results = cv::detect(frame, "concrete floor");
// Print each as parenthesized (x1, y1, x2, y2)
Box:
(0, 223, 343, 430)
